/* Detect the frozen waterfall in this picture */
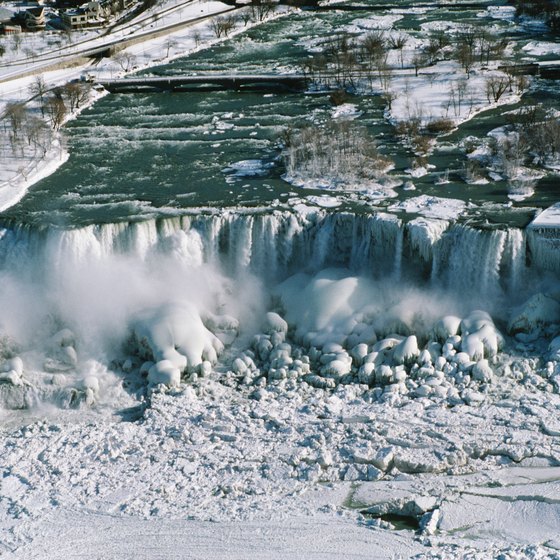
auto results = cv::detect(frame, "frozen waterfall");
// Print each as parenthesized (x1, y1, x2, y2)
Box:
(0, 210, 551, 300)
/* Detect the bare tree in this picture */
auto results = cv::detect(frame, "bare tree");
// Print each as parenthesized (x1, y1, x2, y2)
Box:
(114, 51, 137, 72)
(4, 102, 26, 139)
(302, 54, 328, 87)
(24, 115, 50, 155)
(411, 52, 427, 77)
(443, 79, 468, 117)
(210, 18, 223, 38)
(424, 38, 442, 65)
(28, 75, 48, 116)
(24, 47, 37, 60)
(62, 82, 91, 112)
(211, 15, 236, 38)
(11, 33, 22, 53)
(486, 75, 509, 102)
(250, 0, 275, 23)
(63, 27, 73, 44)
(387, 33, 407, 68)
(495, 133, 528, 180)
(515, 73, 529, 94)
(165, 37, 178, 58)
(455, 40, 475, 76)
(433, 30, 451, 51)
(240, 9, 252, 27)
(360, 31, 387, 87)
(45, 97, 67, 131)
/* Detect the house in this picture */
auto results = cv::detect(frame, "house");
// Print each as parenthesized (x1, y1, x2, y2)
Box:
(62, 2, 106, 28)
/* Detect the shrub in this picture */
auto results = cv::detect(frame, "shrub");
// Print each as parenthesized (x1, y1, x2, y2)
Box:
(329, 89, 350, 106)
(395, 117, 421, 139)
(425, 118, 455, 134)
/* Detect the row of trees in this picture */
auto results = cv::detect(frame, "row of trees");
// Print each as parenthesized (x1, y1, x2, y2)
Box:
(301, 24, 513, 92)
(210, 0, 277, 39)
(302, 31, 392, 92)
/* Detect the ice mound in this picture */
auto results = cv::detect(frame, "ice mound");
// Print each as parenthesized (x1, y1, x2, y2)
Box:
(275, 269, 377, 348)
(127, 302, 226, 381)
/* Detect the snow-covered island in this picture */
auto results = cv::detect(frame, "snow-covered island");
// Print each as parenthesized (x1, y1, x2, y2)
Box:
(1, 0, 560, 558)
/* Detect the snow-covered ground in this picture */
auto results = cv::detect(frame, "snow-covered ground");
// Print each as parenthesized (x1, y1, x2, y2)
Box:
(1, 363, 559, 559)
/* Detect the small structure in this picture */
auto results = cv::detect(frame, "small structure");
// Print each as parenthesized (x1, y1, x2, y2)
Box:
(0, 24, 22, 35)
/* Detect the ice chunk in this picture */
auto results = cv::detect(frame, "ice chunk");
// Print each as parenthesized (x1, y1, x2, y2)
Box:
(132, 302, 224, 372)
(461, 334, 485, 361)
(460, 310, 494, 336)
(508, 293, 560, 334)
(0, 370, 23, 386)
(148, 360, 180, 388)
(472, 359, 493, 383)
(392, 336, 419, 365)
(51, 328, 76, 348)
(432, 316, 461, 342)
(3, 356, 23, 375)
(263, 312, 288, 336)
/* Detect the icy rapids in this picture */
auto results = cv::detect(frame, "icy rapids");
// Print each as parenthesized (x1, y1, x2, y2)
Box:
(0, 208, 558, 410)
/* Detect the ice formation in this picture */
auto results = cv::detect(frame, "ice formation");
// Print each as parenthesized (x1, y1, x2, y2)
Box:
(0, 208, 556, 409)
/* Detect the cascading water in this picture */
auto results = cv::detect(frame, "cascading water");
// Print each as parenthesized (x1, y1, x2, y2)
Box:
(0, 210, 548, 297)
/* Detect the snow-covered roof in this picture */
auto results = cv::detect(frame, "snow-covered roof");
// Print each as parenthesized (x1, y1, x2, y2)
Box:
(529, 202, 560, 229)
(0, 6, 14, 21)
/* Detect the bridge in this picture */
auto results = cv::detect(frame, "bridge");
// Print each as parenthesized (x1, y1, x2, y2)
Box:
(97, 74, 309, 93)
(498, 61, 560, 79)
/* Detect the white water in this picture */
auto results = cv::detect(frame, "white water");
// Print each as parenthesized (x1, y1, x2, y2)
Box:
(0, 210, 552, 293)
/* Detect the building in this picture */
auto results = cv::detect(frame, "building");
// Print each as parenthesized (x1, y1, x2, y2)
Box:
(0, 24, 22, 35)
(13, 7, 46, 31)
(62, 1, 106, 28)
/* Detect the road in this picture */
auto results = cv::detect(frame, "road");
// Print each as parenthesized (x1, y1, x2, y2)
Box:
(0, 0, 238, 84)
